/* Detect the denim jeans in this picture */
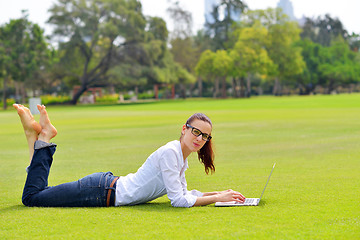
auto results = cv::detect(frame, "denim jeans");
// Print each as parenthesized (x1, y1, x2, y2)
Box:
(22, 141, 118, 207)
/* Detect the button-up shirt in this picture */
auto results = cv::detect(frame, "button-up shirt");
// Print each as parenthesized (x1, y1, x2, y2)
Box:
(115, 140, 203, 207)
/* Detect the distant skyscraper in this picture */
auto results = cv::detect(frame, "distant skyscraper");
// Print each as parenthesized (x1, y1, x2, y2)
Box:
(277, 0, 296, 21)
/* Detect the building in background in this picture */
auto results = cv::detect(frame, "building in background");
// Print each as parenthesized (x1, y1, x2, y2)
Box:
(277, 0, 296, 21)
(205, 0, 302, 28)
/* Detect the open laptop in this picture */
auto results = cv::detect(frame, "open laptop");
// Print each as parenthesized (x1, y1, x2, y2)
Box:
(215, 163, 276, 207)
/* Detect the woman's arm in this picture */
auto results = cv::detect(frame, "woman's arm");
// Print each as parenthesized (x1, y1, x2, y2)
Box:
(194, 189, 246, 206)
(202, 191, 220, 196)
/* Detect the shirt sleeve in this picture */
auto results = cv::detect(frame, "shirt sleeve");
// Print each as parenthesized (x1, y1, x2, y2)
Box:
(180, 170, 203, 197)
(187, 190, 204, 197)
(159, 149, 198, 208)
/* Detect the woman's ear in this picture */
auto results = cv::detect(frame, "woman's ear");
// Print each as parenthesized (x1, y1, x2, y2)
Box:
(181, 124, 186, 135)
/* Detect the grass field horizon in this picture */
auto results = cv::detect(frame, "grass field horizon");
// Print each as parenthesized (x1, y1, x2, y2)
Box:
(0, 94, 359, 239)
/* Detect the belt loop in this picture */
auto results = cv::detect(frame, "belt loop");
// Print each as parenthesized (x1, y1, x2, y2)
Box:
(106, 177, 119, 207)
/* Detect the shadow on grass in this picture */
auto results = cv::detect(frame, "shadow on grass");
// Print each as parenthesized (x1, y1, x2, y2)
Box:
(0, 201, 184, 213)
(258, 200, 267, 207)
(0, 204, 28, 214)
(118, 201, 189, 212)
(1, 199, 254, 214)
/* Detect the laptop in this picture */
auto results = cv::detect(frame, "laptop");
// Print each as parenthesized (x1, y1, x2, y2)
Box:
(215, 163, 276, 207)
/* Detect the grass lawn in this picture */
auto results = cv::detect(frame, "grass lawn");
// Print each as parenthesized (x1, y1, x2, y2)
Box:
(0, 94, 359, 239)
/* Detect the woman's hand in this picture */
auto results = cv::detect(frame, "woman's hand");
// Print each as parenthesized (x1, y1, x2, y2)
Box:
(194, 189, 245, 206)
(216, 189, 246, 203)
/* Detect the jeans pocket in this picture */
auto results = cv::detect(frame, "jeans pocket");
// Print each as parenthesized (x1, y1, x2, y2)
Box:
(79, 172, 104, 188)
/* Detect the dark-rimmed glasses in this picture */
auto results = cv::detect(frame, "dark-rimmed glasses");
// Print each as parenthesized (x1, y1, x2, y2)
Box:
(186, 124, 212, 141)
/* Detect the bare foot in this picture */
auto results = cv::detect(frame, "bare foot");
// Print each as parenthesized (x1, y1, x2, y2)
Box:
(37, 105, 57, 143)
(13, 104, 42, 163)
(13, 104, 42, 137)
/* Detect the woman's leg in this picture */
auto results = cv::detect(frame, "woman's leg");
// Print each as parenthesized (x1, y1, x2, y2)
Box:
(13, 104, 42, 163)
(17, 104, 59, 206)
(37, 104, 57, 143)
(17, 105, 117, 207)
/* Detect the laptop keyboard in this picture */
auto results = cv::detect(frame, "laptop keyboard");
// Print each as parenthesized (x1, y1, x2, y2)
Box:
(244, 198, 255, 204)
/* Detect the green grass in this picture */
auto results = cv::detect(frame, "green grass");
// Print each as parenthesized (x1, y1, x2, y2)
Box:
(0, 95, 359, 239)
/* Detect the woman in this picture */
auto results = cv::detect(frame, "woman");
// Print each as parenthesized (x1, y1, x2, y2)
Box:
(14, 104, 245, 208)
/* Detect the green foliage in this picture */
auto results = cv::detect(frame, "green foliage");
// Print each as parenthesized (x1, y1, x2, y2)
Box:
(1, 2, 358, 102)
(230, 22, 275, 77)
(0, 14, 51, 104)
(301, 14, 348, 46)
(48, 0, 148, 104)
(95, 94, 120, 103)
(205, 0, 247, 50)
(1, 95, 359, 239)
(170, 37, 198, 73)
(137, 92, 155, 99)
(0, 98, 15, 108)
(297, 37, 360, 94)
(40, 95, 71, 105)
(195, 50, 216, 81)
(241, 8, 305, 95)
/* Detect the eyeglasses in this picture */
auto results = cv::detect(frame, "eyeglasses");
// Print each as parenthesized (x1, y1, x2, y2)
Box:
(186, 124, 212, 141)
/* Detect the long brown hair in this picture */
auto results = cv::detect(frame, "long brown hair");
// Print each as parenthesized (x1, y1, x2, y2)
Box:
(184, 113, 215, 174)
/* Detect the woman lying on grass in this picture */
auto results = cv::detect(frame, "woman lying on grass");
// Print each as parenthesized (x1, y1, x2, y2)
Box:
(14, 104, 245, 208)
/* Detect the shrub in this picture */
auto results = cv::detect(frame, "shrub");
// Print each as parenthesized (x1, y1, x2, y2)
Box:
(95, 94, 119, 103)
(0, 98, 15, 108)
(40, 95, 71, 105)
(138, 92, 155, 99)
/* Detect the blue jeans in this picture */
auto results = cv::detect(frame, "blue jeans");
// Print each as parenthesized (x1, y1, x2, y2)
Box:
(22, 141, 118, 207)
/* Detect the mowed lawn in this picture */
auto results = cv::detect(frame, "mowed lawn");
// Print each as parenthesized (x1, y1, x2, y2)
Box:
(0, 94, 359, 239)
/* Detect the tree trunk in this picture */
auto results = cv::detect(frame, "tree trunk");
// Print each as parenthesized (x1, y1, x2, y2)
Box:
(71, 84, 88, 105)
(221, 76, 227, 98)
(2, 77, 7, 110)
(154, 84, 159, 99)
(273, 78, 281, 96)
(213, 78, 220, 98)
(239, 77, 245, 98)
(135, 86, 139, 98)
(180, 83, 186, 99)
(197, 77, 203, 98)
(327, 79, 336, 94)
(246, 74, 251, 98)
(232, 77, 239, 98)
(109, 84, 116, 95)
(14, 81, 20, 103)
(20, 82, 26, 103)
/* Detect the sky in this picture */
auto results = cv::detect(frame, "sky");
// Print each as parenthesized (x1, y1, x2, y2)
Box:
(0, 0, 359, 36)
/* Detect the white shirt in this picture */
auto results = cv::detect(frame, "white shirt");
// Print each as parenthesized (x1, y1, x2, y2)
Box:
(115, 140, 203, 207)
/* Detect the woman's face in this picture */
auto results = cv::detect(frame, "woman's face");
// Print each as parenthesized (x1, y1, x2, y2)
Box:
(181, 119, 212, 153)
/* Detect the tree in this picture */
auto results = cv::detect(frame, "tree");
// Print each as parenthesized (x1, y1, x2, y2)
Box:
(296, 36, 360, 94)
(205, 0, 247, 50)
(300, 14, 349, 47)
(167, 1, 197, 98)
(243, 8, 305, 95)
(230, 22, 275, 97)
(213, 50, 233, 98)
(295, 39, 323, 94)
(195, 49, 216, 97)
(348, 33, 360, 52)
(0, 41, 7, 109)
(48, 0, 147, 104)
(318, 37, 360, 93)
(0, 13, 50, 108)
(108, 16, 170, 96)
(195, 49, 232, 98)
